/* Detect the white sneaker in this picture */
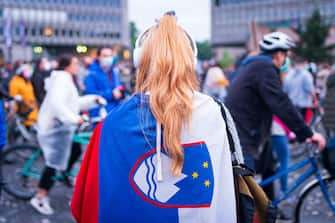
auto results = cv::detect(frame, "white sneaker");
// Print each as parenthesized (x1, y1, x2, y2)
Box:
(30, 195, 54, 215)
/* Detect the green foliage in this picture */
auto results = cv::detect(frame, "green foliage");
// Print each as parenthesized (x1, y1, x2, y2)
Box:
(219, 51, 234, 68)
(295, 9, 334, 63)
(196, 40, 212, 60)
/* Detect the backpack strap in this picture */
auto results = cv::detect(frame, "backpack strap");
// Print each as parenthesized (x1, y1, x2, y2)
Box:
(213, 97, 239, 165)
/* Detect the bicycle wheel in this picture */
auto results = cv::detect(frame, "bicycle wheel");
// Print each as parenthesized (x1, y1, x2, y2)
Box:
(1, 144, 45, 200)
(295, 176, 335, 223)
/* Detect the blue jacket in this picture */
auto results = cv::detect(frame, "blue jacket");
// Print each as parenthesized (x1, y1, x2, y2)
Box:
(84, 60, 122, 117)
(0, 100, 6, 150)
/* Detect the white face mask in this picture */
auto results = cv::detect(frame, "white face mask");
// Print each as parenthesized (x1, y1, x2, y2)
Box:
(101, 56, 114, 68)
(44, 62, 51, 71)
(22, 70, 32, 79)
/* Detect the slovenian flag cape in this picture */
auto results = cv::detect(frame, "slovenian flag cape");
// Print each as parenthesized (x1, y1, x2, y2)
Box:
(71, 92, 241, 223)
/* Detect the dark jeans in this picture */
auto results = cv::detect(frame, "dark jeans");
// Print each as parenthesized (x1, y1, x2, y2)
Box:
(39, 142, 82, 191)
(244, 140, 278, 201)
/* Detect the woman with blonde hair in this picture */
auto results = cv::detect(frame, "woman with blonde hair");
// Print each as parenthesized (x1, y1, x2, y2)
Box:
(71, 12, 242, 223)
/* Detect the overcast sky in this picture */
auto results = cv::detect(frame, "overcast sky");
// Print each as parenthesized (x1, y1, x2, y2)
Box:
(129, 0, 210, 41)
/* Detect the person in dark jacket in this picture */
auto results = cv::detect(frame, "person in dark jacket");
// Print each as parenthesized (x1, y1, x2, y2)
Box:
(31, 57, 51, 107)
(225, 32, 325, 170)
(84, 47, 123, 117)
(322, 67, 335, 132)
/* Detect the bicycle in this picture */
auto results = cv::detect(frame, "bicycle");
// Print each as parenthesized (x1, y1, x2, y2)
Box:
(0, 129, 91, 200)
(4, 96, 38, 145)
(0, 101, 106, 200)
(259, 144, 335, 223)
(291, 106, 326, 159)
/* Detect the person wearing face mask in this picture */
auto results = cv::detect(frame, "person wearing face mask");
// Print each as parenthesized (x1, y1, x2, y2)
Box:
(9, 64, 38, 127)
(31, 57, 52, 107)
(225, 32, 325, 174)
(270, 58, 294, 201)
(84, 47, 123, 118)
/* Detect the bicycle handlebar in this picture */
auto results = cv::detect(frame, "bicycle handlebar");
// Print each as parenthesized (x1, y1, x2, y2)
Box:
(306, 143, 321, 157)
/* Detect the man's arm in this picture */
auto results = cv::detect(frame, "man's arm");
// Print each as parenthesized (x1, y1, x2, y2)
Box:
(256, 66, 313, 142)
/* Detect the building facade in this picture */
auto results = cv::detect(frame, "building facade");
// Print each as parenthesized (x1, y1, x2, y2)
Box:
(0, 0, 129, 62)
(211, 0, 335, 58)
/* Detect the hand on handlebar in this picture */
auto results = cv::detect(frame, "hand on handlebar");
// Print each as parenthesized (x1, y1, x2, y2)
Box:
(113, 88, 123, 100)
(95, 96, 107, 106)
(78, 115, 90, 125)
(306, 132, 326, 150)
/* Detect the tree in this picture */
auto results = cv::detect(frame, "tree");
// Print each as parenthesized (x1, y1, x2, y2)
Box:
(295, 9, 334, 63)
(196, 40, 212, 60)
(219, 51, 234, 69)
(130, 21, 139, 49)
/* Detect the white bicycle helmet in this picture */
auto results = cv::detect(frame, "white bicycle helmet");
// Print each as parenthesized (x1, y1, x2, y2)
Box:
(259, 32, 296, 52)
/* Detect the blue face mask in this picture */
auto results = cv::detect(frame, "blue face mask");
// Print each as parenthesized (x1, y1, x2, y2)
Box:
(101, 56, 114, 68)
(280, 58, 291, 74)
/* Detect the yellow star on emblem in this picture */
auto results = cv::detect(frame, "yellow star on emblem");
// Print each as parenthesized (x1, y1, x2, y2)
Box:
(192, 172, 199, 179)
(202, 161, 209, 168)
(204, 180, 211, 187)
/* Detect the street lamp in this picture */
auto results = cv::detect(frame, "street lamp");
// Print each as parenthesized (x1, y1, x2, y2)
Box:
(76, 45, 88, 54)
(44, 27, 53, 37)
(33, 46, 43, 54)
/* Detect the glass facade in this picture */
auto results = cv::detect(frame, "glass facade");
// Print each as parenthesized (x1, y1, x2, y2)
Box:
(0, 0, 128, 46)
(212, 0, 335, 45)
(12, 0, 121, 7)
(68, 13, 121, 24)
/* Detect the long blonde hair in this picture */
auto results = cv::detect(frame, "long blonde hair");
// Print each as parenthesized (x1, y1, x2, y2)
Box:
(135, 14, 199, 175)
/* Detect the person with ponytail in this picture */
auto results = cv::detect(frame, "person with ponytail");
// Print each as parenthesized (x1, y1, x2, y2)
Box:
(71, 12, 243, 223)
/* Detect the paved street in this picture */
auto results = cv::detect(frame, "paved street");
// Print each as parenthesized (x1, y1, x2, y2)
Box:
(0, 183, 75, 223)
(0, 150, 334, 223)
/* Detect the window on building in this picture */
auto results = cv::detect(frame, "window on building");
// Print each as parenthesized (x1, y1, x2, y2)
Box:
(31, 28, 36, 36)
(115, 0, 121, 7)
(15, 26, 20, 36)
(80, 30, 86, 37)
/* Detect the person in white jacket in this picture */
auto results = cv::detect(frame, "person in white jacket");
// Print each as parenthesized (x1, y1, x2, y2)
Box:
(31, 54, 105, 215)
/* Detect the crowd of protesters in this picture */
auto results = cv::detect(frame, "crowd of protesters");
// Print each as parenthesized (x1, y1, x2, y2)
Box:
(0, 29, 334, 221)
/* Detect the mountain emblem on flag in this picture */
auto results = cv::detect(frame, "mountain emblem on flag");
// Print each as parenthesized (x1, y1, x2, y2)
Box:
(129, 141, 214, 208)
